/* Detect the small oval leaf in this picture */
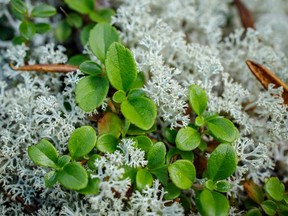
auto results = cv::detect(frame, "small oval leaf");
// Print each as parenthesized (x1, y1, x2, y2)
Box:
(189, 84, 208, 116)
(20, 20, 35, 40)
(206, 117, 239, 143)
(261, 200, 277, 216)
(31, 4, 56, 18)
(168, 160, 196, 190)
(176, 127, 201, 151)
(136, 169, 153, 191)
(207, 144, 237, 181)
(106, 42, 137, 92)
(44, 170, 58, 188)
(64, 0, 94, 14)
(28, 139, 58, 168)
(68, 126, 97, 159)
(97, 112, 122, 137)
(79, 60, 102, 76)
(113, 90, 126, 103)
(147, 142, 166, 169)
(264, 177, 285, 201)
(78, 177, 100, 195)
(76, 76, 109, 112)
(89, 23, 119, 63)
(96, 133, 118, 153)
(121, 97, 157, 130)
(58, 162, 88, 190)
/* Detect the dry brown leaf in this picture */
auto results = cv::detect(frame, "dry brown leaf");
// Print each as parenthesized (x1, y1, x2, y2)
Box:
(246, 60, 288, 105)
(234, 0, 255, 29)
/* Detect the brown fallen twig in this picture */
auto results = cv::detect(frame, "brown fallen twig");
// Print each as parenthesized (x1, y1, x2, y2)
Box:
(10, 62, 79, 73)
(246, 60, 288, 105)
(234, 0, 255, 29)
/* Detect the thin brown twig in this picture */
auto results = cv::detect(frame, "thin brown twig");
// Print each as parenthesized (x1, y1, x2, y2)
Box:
(10, 62, 79, 73)
(234, 0, 255, 29)
(246, 60, 288, 105)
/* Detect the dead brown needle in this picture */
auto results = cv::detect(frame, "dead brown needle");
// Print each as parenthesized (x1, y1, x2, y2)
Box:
(10, 62, 79, 73)
(246, 60, 288, 105)
(234, 0, 255, 29)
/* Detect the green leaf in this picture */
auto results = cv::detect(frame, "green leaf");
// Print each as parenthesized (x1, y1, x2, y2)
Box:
(207, 144, 237, 181)
(19, 20, 35, 40)
(28, 139, 58, 168)
(130, 72, 145, 89)
(135, 135, 153, 154)
(206, 117, 239, 143)
(121, 97, 157, 130)
(68, 54, 90, 66)
(204, 179, 215, 191)
(260, 200, 277, 216)
(12, 36, 26, 45)
(150, 165, 168, 186)
(64, 0, 94, 14)
(78, 177, 100, 195)
(113, 90, 126, 103)
(79, 61, 102, 76)
(35, 23, 50, 34)
(195, 116, 205, 127)
(168, 160, 195, 190)
(80, 24, 94, 46)
(66, 13, 83, 28)
(89, 8, 115, 23)
(126, 124, 156, 135)
(176, 127, 201, 151)
(121, 165, 138, 183)
(214, 180, 232, 193)
(164, 182, 181, 200)
(106, 42, 137, 91)
(246, 208, 262, 216)
(57, 162, 88, 190)
(75, 76, 109, 112)
(147, 142, 166, 169)
(264, 177, 285, 201)
(55, 20, 71, 43)
(127, 88, 146, 99)
(136, 169, 153, 191)
(10, 0, 27, 15)
(57, 155, 71, 168)
(31, 4, 56, 18)
(189, 84, 208, 116)
(196, 189, 229, 216)
(44, 170, 58, 188)
(164, 128, 177, 144)
(87, 154, 101, 170)
(89, 23, 119, 63)
(98, 112, 122, 138)
(96, 133, 118, 153)
(68, 126, 97, 159)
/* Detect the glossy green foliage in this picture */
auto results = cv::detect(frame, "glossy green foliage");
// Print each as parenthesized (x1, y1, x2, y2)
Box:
(206, 117, 239, 143)
(44, 170, 58, 188)
(78, 177, 100, 195)
(79, 60, 102, 76)
(68, 126, 97, 159)
(106, 42, 137, 92)
(196, 189, 230, 216)
(57, 162, 88, 190)
(207, 144, 237, 181)
(176, 127, 201, 151)
(75, 76, 109, 112)
(89, 23, 119, 63)
(189, 84, 208, 116)
(260, 200, 277, 216)
(31, 4, 56, 18)
(96, 133, 118, 153)
(147, 142, 166, 169)
(28, 139, 58, 168)
(19, 20, 35, 40)
(113, 90, 126, 103)
(264, 177, 285, 201)
(121, 97, 157, 130)
(168, 160, 195, 190)
(64, 0, 94, 14)
(164, 182, 181, 200)
(136, 169, 153, 191)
